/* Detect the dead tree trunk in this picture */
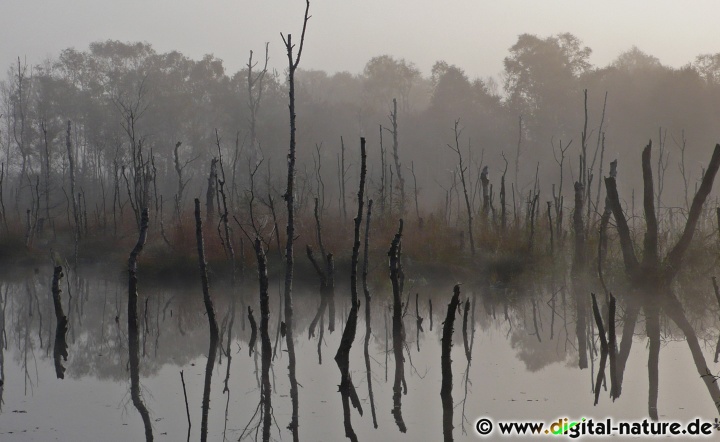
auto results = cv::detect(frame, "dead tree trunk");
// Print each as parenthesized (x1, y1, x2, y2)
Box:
(128, 208, 153, 442)
(253, 238, 273, 442)
(280, 3, 310, 438)
(605, 142, 720, 417)
(441, 285, 461, 442)
(362, 199, 378, 428)
(389, 219, 407, 432)
(195, 199, 220, 442)
(350, 138, 367, 307)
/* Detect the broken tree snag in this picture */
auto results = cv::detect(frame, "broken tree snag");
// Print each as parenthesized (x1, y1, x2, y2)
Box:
(641, 142, 659, 267)
(195, 199, 220, 442)
(350, 138, 367, 307)
(334, 292, 361, 442)
(598, 160, 618, 293)
(604, 176, 640, 276)
(253, 237, 273, 442)
(51, 265, 68, 379)
(665, 144, 720, 278)
(128, 208, 153, 442)
(441, 285, 461, 442)
(389, 219, 407, 433)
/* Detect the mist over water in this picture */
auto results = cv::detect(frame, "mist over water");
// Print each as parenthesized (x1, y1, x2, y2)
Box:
(0, 270, 716, 441)
(2, 2, 720, 441)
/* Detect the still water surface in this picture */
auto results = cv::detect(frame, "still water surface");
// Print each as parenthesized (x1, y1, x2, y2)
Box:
(0, 266, 716, 441)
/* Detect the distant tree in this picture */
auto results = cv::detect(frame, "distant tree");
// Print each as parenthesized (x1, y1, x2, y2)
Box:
(503, 33, 591, 137)
(692, 52, 720, 87)
(611, 46, 662, 72)
(363, 55, 420, 112)
(430, 62, 473, 115)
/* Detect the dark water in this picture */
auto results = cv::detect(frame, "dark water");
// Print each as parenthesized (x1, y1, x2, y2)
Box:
(0, 266, 716, 441)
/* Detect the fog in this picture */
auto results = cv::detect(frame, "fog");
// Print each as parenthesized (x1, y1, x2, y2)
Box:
(3, 2, 720, 238)
(4, 1, 720, 79)
(4, 4, 720, 440)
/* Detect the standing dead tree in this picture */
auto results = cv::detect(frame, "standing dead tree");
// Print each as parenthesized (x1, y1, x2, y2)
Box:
(333, 137, 367, 441)
(349, 138, 367, 308)
(446, 120, 474, 257)
(279, 2, 311, 439)
(128, 208, 153, 442)
(194, 199, 220, 442)
(598, 160, 617, 295)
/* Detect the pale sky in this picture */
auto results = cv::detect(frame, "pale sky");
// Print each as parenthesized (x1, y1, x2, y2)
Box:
(2, 0, 720, 80)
